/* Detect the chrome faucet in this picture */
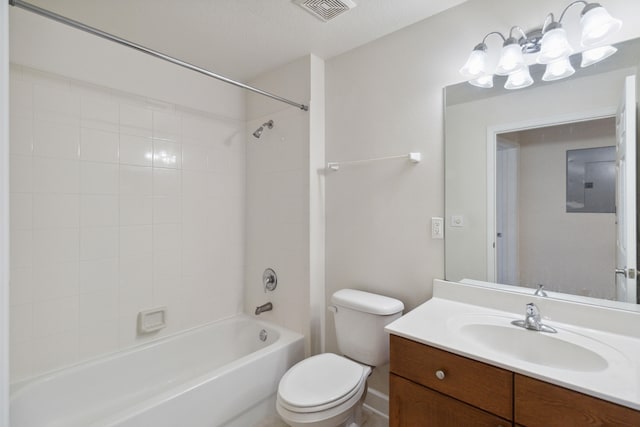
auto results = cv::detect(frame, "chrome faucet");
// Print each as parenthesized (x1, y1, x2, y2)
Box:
(534, 284, 548, 297)
(255, 302, 273, 315)
(511, 303, 557, 333)
(524, 303, 543, 329)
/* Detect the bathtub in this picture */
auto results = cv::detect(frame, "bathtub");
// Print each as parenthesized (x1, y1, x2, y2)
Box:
(10, 314, 304, 427)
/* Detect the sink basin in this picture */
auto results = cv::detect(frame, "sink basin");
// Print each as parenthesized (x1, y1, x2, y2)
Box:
(448, 314, 627, 372)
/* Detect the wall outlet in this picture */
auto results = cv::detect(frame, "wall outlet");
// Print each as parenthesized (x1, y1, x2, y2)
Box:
(431, 217, 444, 239)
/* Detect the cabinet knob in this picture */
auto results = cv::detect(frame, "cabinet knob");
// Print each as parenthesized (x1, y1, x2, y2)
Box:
(435, 370, 445, 380)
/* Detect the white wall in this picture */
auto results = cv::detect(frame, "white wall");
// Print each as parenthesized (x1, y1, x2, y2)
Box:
(9, 9, 242, 118)
(244, 55, 325, 355)
(517, 121, 616, 298)
(9, 9, 246, 381)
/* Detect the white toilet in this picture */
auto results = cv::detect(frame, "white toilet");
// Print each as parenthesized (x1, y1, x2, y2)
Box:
(276, 289, 404, 427)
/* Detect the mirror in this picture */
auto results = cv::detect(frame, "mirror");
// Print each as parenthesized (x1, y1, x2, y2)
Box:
(444, 37, 640, 307)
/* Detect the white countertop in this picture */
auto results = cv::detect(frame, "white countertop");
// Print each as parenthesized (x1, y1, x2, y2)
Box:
(385, 280, 640, 410)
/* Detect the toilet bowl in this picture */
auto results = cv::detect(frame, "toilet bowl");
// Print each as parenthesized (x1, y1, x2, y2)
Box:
(276, 353, 371, 427)
(276, 289, 404, 427)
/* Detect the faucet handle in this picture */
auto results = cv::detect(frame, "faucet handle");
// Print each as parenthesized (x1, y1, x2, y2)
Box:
(263, 268, 277, 293)
(526, 302, 540, 319)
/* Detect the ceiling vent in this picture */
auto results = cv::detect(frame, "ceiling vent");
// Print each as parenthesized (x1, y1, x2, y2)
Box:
(294, 0, 357, 22)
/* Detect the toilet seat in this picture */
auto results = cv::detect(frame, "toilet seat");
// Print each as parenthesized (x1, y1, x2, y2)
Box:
(277, 353, 370, 413)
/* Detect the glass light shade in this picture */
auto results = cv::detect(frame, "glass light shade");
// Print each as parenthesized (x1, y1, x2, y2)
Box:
(460, 48, 488, 79)
(504, 66, 534, 90)
(580, 5, 622, 47)
(469, 74, 494, 89)
(495, 43, 525, 76)
(538, 27, 574, 64)
(542, 58, 576, 81)
(581, 45, 617, 67)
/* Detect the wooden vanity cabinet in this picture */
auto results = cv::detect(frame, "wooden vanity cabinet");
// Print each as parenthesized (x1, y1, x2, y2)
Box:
(390, 334, 640, 427)
(514, 375, 640, 427)
(390, 374, 512, 426)
(390, 335, 513, 426)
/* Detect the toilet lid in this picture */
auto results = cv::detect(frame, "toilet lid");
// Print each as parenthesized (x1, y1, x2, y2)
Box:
(278, 353, 367, 411)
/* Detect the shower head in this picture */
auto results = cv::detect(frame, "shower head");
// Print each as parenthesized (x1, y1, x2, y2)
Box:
(252, 128, 264, 138)
(252, 120, 274, 139)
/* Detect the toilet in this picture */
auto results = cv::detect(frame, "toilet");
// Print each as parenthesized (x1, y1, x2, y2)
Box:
(276, 289, 404, 427)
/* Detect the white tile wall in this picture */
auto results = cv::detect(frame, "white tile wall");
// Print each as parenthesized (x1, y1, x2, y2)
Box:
(80, 128, 119, 163)
(9, 66, 246, 381)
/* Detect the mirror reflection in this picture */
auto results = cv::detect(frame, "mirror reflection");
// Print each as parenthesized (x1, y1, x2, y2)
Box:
(495, 119, 616, 299)
(445, 37, 640, 306)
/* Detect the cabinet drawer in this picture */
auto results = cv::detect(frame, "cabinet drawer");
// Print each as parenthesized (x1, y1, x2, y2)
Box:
(390, 335, 513, 420)
(390, 374, 513, 427)
(515, 374, 640, 427)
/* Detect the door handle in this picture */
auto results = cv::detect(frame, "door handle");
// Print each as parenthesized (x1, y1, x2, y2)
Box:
(616, 268, 636, 279)
(616, 268, 627, 277)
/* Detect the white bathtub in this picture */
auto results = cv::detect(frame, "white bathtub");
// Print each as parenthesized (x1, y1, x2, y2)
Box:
(10, 314, 304, 427)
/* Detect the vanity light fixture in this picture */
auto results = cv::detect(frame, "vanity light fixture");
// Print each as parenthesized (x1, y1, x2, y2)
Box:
(542, 57, 576, 82)
(469, 74, 494, 89)
(459, 42, 489, 80)
(460, 1, 622, 90)
(537, 21, 574, 64)
(505, 66, 534, 90)
(496, 30, 527, 76)
(580, 45, 617, 67)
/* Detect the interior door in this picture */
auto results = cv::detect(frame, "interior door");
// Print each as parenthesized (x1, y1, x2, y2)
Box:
(615, 75, 637, 303)
(496, 139, 518, 285)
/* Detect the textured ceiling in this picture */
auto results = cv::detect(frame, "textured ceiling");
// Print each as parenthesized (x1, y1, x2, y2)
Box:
(24, 0, 468, 81)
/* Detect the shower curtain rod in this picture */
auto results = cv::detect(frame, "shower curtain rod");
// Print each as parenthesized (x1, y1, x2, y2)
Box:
(9, 0, 310, 112)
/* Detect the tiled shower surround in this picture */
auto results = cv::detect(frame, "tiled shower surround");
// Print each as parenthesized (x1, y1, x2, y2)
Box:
(9, 65, 245, 381)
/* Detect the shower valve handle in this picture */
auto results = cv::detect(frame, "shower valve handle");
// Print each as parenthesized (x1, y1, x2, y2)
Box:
(263, 268, 278, 292)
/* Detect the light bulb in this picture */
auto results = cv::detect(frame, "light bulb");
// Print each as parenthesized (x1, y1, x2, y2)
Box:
(542, 58, 576, 81)
(581, 45, 617, 67)
(504, 66, 534, 90)
(580, 4, 622, 47)
(469, 74, 494, 89)
(496, 39, 525, 76)
(460, 45, 488, 79)
(538, 26, 574, 64)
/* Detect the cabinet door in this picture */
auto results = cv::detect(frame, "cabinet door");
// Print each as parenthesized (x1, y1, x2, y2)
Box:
(390, 374, 512, 427)
(515, 374, 640, 427)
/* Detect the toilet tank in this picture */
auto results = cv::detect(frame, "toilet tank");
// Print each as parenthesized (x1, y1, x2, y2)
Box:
(330, 289, 404, 366)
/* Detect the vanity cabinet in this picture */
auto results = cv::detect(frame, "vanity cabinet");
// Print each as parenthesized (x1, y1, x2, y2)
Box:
(514, 374, 640, 427)
(390, 334, 640, 427)
(390, 375, 512, 426)
(390, 335, 513, 426)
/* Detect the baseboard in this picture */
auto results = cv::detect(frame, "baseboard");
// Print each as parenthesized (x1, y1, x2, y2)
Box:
(364, 387, 389, 419)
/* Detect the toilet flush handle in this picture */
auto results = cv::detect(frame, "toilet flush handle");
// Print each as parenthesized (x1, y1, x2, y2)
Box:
(328, 305, 338, 313)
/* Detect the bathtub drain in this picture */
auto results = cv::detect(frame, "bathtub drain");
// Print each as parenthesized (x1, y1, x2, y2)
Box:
(259, 329, 268, 342)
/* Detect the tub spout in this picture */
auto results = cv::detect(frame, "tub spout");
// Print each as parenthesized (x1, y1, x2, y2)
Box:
(255, 302, 273, 315)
